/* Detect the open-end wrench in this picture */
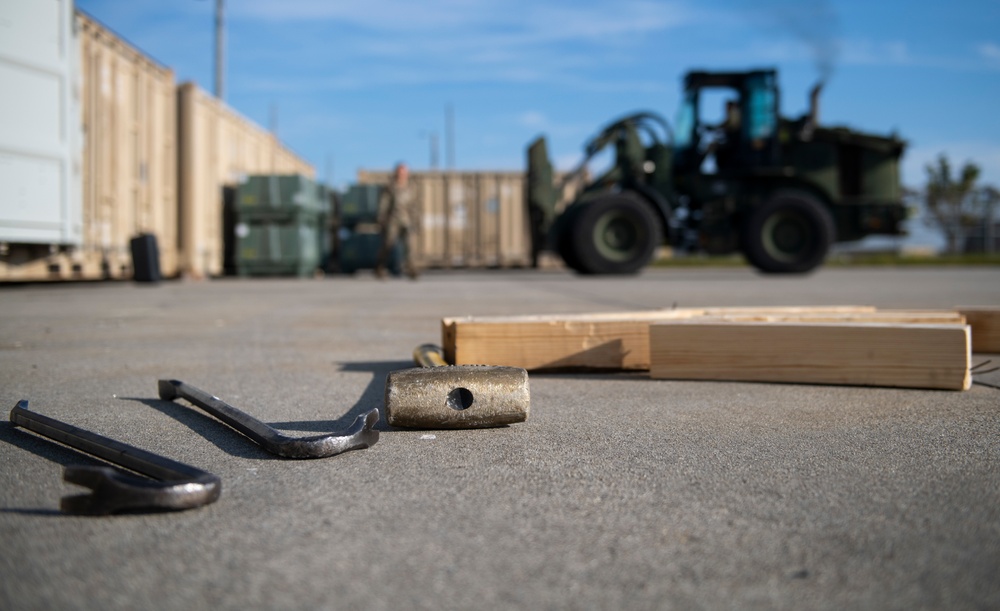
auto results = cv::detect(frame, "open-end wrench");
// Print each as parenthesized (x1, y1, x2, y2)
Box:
(158, 379, 379, 458)
(9, 400, 221, 515)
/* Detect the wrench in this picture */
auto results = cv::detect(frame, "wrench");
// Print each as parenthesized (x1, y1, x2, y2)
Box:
(157, 379, 379, 458)
(9, 400, 221, 515)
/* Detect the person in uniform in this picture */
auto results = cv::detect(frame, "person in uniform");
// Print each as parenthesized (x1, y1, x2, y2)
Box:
(374, 162, 419, 279)
(705, 99, 742, 171)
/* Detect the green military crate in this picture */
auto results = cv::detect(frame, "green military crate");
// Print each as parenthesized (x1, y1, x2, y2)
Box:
(337, 184, 382, 228)
(237, 174, 323, 221)
(236, 215, 323, 278)
(337, 229, 401, 275)
(234, 174, 331, 277)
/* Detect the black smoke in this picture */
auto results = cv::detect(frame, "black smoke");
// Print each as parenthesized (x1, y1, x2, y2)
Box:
(755, 0, 842, 83)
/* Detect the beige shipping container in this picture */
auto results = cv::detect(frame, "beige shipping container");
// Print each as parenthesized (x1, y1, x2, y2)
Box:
(356, 170, 532, 269)
(177, 83, 314, 278)
(0, 11, 177, 281)
(78, 13, 178, 279)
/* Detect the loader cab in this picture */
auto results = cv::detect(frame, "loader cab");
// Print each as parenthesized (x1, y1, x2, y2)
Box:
(673, 69, 780, 174)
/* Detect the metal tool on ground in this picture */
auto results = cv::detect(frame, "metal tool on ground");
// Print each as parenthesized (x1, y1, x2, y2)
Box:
(413, 343, 450, 367)
(9, 400, 221, 515)
(158, 379, 379, 458)
(383, 344, 530, 429)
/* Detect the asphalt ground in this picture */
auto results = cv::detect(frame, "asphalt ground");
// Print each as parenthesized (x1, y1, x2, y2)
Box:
(1, 267, 998, 610)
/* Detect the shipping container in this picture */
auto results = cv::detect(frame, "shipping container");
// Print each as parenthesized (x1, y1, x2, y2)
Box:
(355, 171, 532, 269)
(0, 0, 82, 280)
(0, 8, 179, 282)
(177, 83, 314, 278)
(77, 12, 178, 279)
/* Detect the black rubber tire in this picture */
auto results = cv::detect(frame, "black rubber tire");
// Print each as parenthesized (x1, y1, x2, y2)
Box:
(742, 191, 835, 274)
(570, 194, 662, 275)
(554, 203, 587, 273)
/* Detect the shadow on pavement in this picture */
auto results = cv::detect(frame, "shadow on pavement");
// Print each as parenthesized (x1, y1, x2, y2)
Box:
(118, 359, 413, 455)
(119, 397, 271, 460)
(267, 360, 413, 433)
(0, 420, 104, 516)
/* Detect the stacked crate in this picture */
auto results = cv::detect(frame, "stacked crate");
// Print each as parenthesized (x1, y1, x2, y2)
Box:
(333, 184, 402, 275)
(234, 175, 326, 277)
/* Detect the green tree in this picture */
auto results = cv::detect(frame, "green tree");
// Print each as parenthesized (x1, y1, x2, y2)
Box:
(924, 155, 983, 253)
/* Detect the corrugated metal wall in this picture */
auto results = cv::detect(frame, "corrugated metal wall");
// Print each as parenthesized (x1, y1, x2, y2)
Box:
(177, 83, 314, 278)
(77, 12, 178, 279)
(356, 171, 532, 269)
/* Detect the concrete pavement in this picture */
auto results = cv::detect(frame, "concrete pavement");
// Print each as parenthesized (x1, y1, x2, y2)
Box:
(1, 267, 998, 610)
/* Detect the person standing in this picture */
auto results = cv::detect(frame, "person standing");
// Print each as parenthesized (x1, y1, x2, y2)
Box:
(374, 162, 419, 279)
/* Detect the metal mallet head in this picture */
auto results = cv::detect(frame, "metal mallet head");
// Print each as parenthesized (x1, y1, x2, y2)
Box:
(384, 365, 530, 429)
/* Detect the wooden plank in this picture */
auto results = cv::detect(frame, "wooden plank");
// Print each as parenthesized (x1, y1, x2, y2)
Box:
(443, 308, 700, 370)
(442, 306, 883, 371)
(955, 307, 1000, 353)
(701, 311, 966, 324)
(700, 306, 878, 316)
(649, 321, 971, 391)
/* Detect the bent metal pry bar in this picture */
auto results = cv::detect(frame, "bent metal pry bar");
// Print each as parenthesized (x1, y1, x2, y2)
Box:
(157, 379, 379, 458)
(9, 400, 221, 515)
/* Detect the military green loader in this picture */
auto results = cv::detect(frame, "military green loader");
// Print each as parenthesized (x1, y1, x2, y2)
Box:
(527, 68, 907, 274)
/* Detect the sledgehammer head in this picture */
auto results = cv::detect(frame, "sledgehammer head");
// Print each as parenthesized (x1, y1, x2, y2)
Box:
(384, 365, 530, 429)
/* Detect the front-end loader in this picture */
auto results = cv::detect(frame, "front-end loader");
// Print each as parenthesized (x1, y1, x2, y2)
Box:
(527, 68, 907, 274)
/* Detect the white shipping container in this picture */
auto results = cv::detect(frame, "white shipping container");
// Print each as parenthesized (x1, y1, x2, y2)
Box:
(0, 0, 81, 246)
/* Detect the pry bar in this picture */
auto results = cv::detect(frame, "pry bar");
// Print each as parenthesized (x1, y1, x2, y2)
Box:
(157, 379, 379, 459)
(9, 400, 221, 515)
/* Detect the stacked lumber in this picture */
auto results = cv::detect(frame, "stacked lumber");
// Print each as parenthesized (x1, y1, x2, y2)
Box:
(648, 320, 970, 391)
(956, 307, 1000, 353)
(442, 306, 987, 391)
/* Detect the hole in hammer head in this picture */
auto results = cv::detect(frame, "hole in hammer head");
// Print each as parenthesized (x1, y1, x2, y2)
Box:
(447, 387, 474, 411)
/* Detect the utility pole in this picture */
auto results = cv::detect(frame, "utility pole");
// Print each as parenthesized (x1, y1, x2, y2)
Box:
(214, 0, 225, 100)
(420, 131, 439, 170)
(445, 103, 455, 169)
(269, 103, 278, 171)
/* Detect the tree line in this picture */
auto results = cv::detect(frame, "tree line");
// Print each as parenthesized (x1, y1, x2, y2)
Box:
(922, 155, 999, 254)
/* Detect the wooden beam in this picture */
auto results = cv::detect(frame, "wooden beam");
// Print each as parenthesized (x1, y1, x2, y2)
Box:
(442, 308, 699, 371)
(698, 311, 966, 324)
(442, 306, 883, 371)
(649, 321, 971, 391)
(955, 307, 1000, 353)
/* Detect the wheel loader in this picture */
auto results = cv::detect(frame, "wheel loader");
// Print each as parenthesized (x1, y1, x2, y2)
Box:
(527, 68, 907, 274)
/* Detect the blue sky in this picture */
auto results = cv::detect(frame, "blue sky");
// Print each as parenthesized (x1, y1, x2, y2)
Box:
(77, 0, 999, 191)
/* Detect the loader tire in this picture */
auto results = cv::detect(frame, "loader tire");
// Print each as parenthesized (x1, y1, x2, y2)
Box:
(742, 191, 834, 274)
(553, 203, 587, 273)
(571, 194, 661, 275)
